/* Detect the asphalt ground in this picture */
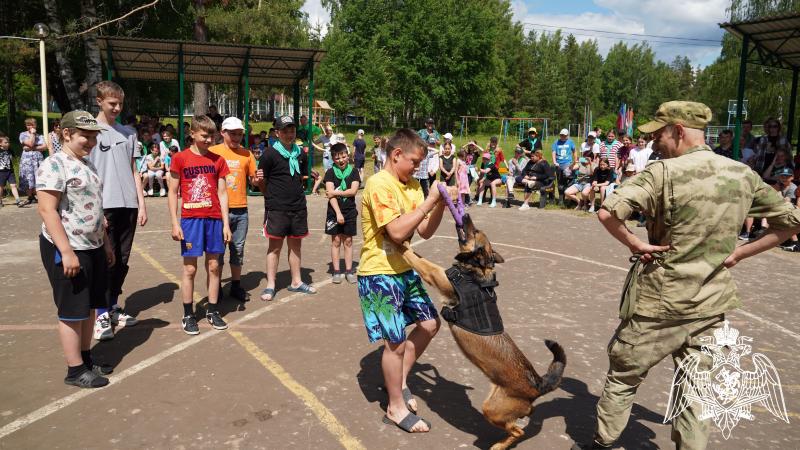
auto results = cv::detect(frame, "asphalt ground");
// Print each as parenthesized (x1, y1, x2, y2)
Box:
(0, 193, 798, 450)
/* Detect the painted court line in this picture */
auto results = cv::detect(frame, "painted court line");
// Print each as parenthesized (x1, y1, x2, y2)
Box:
(433, 235, 800, 342)
(230, 331, 366, 450)
(0, 239, 424, 441)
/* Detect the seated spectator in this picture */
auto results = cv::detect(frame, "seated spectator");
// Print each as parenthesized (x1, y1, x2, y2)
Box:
(629, 136, 653, 173)
(476, 152, 502, 207)
(143, 144, 166, 197)
(581, 132, 600, 156)
(586, 157, 613, 213)
(773, 167, 799, 252)
(616, 135, 634, 174)
(762, 148, 794, 185)
(751, 117, 792, 174)
(518, 150, 551, 211)
(504, 147, 529, 207)
(714, 129, 734, 159)
(159, 129, 180, 154)
(517, 127, 542, 158)
(606, 161, 636, 199)
(564, 156, 593, 210)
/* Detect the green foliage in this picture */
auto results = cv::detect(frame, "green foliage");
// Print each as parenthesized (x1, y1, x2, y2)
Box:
(317, 0, 522, 127)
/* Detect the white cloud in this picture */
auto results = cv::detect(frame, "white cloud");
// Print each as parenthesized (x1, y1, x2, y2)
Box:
(302, 0, 330, 36)
(512, 0, 728, 67)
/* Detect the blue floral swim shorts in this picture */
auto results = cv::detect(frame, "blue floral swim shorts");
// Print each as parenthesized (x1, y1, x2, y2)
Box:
(357, 270, 438, 344)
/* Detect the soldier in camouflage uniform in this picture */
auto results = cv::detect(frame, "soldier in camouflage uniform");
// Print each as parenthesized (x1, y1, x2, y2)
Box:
(572, 101, 800, 450)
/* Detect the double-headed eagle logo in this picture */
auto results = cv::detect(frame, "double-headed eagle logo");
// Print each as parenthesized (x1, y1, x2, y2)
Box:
(664, 320, 789, 439)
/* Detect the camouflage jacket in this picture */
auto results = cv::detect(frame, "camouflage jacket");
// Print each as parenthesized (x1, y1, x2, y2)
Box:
(603, 145, 800, 319)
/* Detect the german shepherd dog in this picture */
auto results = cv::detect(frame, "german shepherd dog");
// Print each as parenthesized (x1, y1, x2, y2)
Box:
(399, 213, 566, 450)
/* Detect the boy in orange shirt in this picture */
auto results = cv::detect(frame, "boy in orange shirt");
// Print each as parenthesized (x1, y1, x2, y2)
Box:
(209, 117, 261, 301)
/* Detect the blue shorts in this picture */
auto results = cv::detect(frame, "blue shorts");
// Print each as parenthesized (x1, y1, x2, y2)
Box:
(180, 218, 225, 257)
(357, 271, 438, 344)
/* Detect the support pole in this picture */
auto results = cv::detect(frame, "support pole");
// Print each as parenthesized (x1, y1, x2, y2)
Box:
(243, 57, 250, 148)
(293, 80, 300, 124)
(733, 34, 749, 161)
(106, 42, 114, 81)
(178, 44, 185, 148)
(787, 68, 798, 151)
(306, 60, 314, 193)
(39, 38, 49, 148)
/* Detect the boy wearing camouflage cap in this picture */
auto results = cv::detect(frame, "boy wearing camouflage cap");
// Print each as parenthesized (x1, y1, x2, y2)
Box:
(573, 101, 800, 450)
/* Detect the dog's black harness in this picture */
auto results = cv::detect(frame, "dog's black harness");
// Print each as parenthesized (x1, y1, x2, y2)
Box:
(441, 265, 504, 335)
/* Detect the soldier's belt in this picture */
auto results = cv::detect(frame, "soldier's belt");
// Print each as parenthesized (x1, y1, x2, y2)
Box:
(620, 252, 663, 320)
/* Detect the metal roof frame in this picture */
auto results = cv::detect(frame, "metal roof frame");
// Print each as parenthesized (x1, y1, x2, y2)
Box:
(719, 11, 800, 156)
(98, 36, 324, 86)
(98, 36, 324, 190)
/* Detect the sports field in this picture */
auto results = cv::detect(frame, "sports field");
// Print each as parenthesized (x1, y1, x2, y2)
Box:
(1, 194, 797, 449)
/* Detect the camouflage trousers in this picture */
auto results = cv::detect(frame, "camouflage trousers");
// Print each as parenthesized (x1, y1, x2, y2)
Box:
(594, 314, 724, 449)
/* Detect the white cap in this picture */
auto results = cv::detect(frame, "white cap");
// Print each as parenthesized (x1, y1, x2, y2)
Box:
(443, 132, 453, 140)
(329, 135, 339, 145)
(588, 131, 596, 138)
(336, 133, 345, 140)
(559, 128, 569, 136)
(221, 117, 244, 131)
(357, 129, 364, 135)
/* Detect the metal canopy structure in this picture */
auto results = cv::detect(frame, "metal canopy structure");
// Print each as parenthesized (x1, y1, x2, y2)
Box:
(720, 11, 800, 157)
(97, 36, 324, 188)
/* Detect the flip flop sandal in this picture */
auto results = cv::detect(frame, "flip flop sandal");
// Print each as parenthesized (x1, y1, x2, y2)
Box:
(382, 413, 431, 433)
(286, 283, 317, 294)
(64, 370, 109, 389)
(402, 387, 418, 413)
(260, 288, 276, 301)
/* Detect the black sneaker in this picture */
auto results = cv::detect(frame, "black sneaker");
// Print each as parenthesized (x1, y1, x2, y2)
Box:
(90, 363, 114, 376)
(182, 315, 200, 335)
(229, 284, 248, 302)
(782, 242, 800, 252)
(206, 311, 228, 330)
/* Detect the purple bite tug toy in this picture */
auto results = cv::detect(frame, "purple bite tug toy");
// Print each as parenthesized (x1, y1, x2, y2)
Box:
(437, 182, 466, 230)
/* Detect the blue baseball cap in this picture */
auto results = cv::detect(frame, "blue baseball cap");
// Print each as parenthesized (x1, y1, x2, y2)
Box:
(777, 167, 794, 177)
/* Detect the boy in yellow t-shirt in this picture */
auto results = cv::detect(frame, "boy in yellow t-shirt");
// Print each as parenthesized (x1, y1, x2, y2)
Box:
(358, 128, 447, 433)
(209, 117, 261, 301)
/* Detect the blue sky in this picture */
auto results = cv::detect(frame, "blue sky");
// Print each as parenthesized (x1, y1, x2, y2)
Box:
(302, 0, 729, 67)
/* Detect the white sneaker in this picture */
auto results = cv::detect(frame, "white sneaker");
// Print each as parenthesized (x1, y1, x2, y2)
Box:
(588, 206, 596, 213)
(518, 204, 530, 211)
(159, 189, 166, 197)
(110, 306, 138, 327)
(93, 313, 114, 341)
(147, 188, 154, 196)
(489, 201, 496, 208)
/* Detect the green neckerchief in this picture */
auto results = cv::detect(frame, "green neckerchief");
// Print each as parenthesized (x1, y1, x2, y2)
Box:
(273, 140, 301, 176)
(528, 137, 538, 149)
(332, 164, 353, 202)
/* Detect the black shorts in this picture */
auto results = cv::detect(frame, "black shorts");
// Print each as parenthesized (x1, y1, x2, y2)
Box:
(354, 159, 365, 169)
(0, 170, 15, 186)
(39, 235, 108, 321)
(325, 209, 358, 236)
(263, 209, 309, 239)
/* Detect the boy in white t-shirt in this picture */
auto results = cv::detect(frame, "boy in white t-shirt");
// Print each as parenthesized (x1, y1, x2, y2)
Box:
(37, 110, 115, 388)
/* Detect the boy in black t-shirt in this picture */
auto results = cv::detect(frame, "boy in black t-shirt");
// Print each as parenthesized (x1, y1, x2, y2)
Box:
(323, 143, 361, 283)
(257, 116, 316, 301)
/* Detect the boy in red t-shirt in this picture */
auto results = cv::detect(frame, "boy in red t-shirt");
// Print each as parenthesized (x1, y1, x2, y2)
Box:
(168, 115, 232, 335)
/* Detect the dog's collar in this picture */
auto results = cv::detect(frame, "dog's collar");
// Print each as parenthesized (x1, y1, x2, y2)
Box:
(448, 264, 498, 289)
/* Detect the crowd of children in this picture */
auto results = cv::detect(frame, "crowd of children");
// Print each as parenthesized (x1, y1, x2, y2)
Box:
(4, 85, 800, 395)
